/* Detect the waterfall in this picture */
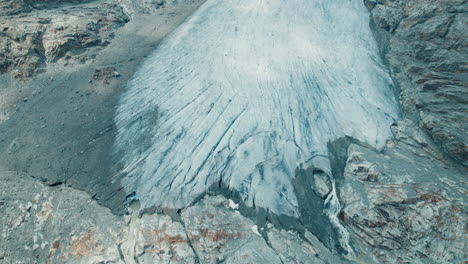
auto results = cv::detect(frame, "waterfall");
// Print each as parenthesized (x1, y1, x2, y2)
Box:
(324, 180, 355, 257)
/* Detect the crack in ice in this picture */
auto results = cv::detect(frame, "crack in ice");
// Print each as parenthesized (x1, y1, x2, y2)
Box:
(114, 0, 399, 217)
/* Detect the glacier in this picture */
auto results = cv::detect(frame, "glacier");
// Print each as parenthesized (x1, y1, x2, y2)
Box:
(114, 0, 399, 217)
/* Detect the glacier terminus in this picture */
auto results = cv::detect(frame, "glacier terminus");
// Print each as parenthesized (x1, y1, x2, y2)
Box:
(114, 0, 399, 220)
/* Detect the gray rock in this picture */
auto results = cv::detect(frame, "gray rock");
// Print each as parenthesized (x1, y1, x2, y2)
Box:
(181, 195, 282, 264)
(314, 171, 332, 198)
(267, 229, 327, 264)
(365, 0, 468, 166)
(343, 3, 468, 260)
(0, 171, 125, 264)
(0, 173, 340, 264)
(340, 142, 466, 264)
(0, 0, 129, 80)
(120, 212, 197, 263)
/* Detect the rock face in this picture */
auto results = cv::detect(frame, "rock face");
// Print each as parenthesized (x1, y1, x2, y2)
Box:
(364, 0, 468, 166)
(0, 0, 128, 80)
(341, 3, 468, 261)
(0, 171, 126, 264)
(0, 171, 343, 264)
(340, 141, 466, 263)
(337, 2, 468, 262)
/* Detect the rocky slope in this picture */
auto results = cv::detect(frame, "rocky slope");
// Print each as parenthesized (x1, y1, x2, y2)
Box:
(0, 0, 128, 80)
(0, 0, 466, 264)
(365, 0, 468, 166)
(0, 0, 207, 213)
(1, 171, 347, 264)
(339, 1, 468, 262)
(0, 0, 203, 81)
(340, 130, 466, 263)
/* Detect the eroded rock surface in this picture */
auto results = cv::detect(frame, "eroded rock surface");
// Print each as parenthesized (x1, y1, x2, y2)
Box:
(0, 172, 341, 264)
(0, 0, 214, 81)
(340, 131, 466, 263)
(120, 212, 196, 263)
(338, 3, 468, 260)
(0, 0, 129, 80)
(0, 171, 125, 263)
(365, 0, 468, 166)
(341, 3, 468, 261)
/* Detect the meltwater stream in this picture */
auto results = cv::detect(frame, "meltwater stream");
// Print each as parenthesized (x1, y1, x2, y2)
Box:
(114, 0, 398, 250)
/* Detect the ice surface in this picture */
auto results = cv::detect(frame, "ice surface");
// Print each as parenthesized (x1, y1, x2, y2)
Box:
(114, 0, 399, 217)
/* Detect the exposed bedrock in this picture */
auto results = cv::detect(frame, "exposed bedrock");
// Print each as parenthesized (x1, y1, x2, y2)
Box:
(365, 0, 468, 167)
(334, 2, 468, 259)
(340, 127, 466, 263)
(0, 171, 347, 264)
(0, 0, 129, 80)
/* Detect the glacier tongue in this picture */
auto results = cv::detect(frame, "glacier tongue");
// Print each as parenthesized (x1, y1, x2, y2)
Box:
(114, 0, 399, 217)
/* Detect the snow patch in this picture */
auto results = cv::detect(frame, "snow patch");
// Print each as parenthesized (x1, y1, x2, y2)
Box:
(228, 199, 239, 210)
(251, 225, 262, 237)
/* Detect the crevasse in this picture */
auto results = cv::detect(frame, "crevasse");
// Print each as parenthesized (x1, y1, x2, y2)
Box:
(114, 0, 398, 217)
